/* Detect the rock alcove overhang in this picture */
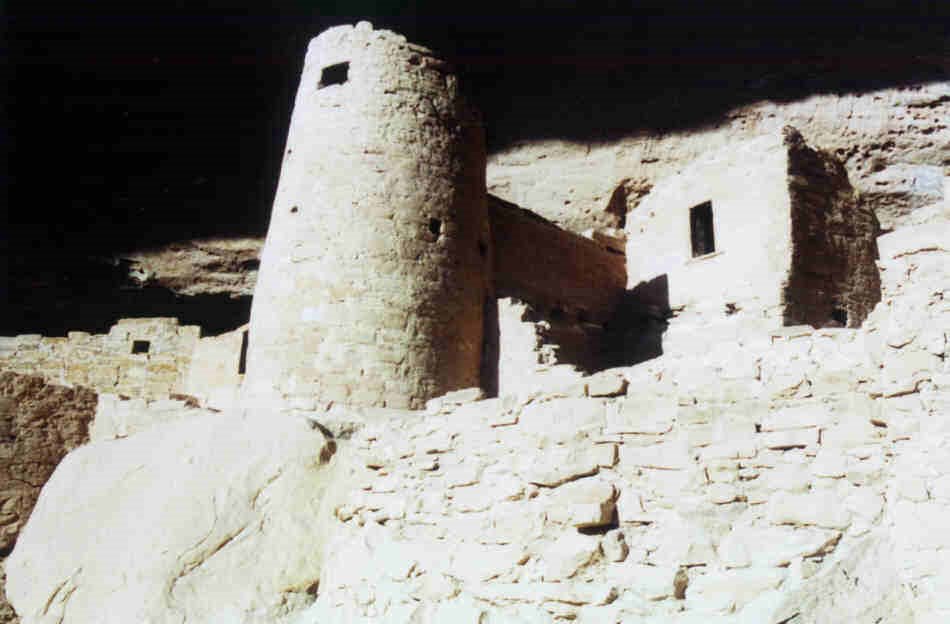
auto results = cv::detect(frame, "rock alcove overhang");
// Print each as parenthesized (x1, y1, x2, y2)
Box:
(4, 7, 948, 335)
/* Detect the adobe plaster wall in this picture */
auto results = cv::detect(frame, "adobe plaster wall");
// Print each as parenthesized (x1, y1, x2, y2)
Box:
(626, 128, 881, 355)
(625, 130, 793, 326)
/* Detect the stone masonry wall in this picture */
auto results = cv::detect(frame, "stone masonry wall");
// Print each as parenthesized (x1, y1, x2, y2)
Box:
(490, 195, 626, 325)
(288, 212, 949, 623)
(244, 23, 490, 411)
(0, 318, 200, 401)
(783, 127, 882, 328)
(184, 324, 247, 411)
(495, 298, 588, 399)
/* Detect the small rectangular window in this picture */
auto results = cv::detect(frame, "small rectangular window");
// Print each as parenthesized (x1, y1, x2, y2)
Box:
(131, 340, 150, 354)
(690, 201, 715, 257)
(318, 62, 349, 89)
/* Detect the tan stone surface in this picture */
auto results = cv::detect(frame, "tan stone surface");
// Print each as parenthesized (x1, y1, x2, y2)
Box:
(244, 23, 489, 411)
(89, 393, 209, 441)
(119, 236, 262, 297)
(5, 408, 339, 623)
(490, 194, 625, 324)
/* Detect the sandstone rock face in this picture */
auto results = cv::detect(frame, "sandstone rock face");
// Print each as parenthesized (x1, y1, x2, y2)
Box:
(102, 85, 947, 305)
(0, 373, 96, 624)
(119, 237, 262, 298)
(0, 373, 96, 554)
(5, 408, 339, 623)
(244, 23, 489, 411)
(488, 82, 949, 234)
(783, 128, 882, 328)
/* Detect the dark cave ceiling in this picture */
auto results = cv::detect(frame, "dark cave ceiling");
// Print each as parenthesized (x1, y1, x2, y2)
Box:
(2, 1, 948, 333)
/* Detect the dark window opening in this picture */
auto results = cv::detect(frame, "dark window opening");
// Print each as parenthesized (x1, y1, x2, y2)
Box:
(478, 240, 487, 258)
(830, 308, 848, 327)
(131, 340, 150, 354)
(318, 62, 349, 89)
(689, 201, 715, 257)
(428, 218, 442, 238)
(238, 330, 249, 374)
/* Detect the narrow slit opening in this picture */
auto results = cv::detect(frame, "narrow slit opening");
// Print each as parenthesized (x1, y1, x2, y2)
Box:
(689, 201, 715, 257)
(238, 330, 249, 374)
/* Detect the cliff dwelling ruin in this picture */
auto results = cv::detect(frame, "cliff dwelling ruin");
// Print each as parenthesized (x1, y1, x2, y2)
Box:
(2, 15, 948, 624)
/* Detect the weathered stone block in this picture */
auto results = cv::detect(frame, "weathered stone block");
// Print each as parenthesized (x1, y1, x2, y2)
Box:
(768, 490, 852, 529)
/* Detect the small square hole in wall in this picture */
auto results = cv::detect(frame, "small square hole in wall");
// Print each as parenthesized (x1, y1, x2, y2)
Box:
(690, 201, 715, 257)
(318, 62, 349, 89)
(131, 340, 150, 354)
(830, 308, 848, 327)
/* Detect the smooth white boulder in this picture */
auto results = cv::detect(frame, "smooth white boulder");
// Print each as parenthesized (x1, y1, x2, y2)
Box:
(6, 408, 340, 623)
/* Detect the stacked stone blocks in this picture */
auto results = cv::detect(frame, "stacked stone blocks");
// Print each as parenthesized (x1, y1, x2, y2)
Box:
(244, 23, 490, 411)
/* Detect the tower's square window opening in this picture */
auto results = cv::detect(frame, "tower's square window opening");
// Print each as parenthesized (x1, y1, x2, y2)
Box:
(690, 201, 715, 257)
(318, 62, 349, 89)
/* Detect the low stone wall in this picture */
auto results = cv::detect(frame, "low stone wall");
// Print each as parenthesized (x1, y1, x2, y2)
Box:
(0, 318, 200, 401)
(490, 195, 626, 325)
(183, 324, 247, 411)
(489, 196, 630, 386)
(290, 218, 948, 623)
(495, 297, 608, 398)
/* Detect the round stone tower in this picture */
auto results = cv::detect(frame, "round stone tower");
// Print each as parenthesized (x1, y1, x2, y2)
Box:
(244, 23, 490, 410)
